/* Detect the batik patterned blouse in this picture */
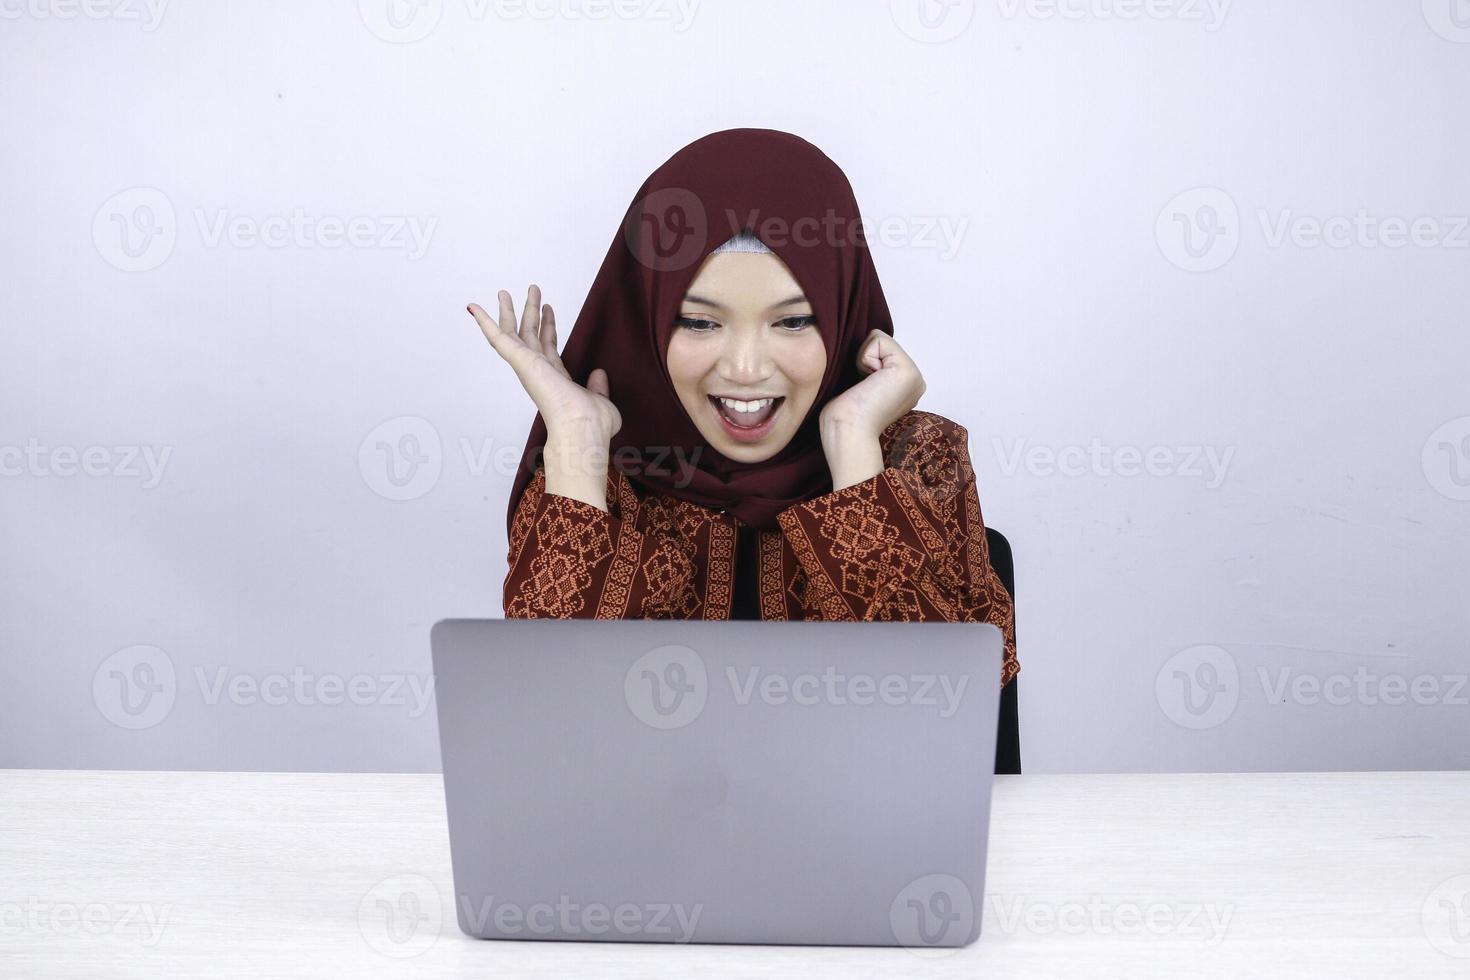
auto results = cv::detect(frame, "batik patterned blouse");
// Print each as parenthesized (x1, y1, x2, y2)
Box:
(503, 410, 1019, 686)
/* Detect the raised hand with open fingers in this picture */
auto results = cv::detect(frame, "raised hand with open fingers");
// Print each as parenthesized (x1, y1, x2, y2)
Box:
(467, 284, 622, 448)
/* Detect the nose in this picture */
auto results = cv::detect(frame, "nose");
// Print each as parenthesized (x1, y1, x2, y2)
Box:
(717, 323, 774, 387)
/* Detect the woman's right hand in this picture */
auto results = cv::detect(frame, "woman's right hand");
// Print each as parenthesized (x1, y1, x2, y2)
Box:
(468, 284, 622, 446)
(469, 284, 619, 512)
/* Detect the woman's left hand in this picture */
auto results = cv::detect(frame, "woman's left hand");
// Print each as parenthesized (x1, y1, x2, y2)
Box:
(819, 329, 927, 440)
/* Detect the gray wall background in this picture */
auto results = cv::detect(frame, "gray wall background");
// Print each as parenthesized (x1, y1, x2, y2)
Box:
(3, 0, 1467, 773)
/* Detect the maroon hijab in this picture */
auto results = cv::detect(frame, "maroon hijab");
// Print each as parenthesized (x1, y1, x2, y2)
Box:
(507, 128, 894, 532)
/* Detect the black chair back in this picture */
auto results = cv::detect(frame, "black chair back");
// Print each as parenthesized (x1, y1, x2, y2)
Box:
(985, 527, 1021, 775)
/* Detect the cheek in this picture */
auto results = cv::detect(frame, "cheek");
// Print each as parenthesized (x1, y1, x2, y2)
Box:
(664, 335, 709, 395)
(783, 333, 829, 394)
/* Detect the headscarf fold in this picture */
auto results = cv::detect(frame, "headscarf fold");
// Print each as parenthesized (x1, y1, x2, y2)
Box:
(507, 128, 894, 532)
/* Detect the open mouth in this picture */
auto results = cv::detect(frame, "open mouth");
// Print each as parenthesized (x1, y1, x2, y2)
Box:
(708, 395, 784, 443)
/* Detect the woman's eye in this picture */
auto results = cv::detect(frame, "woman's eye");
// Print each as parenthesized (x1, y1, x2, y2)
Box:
(676, 316, 718, 332)
(777, 315, 818, 331)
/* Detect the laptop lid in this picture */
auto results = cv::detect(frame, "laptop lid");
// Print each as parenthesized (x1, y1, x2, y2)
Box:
(431, 618, 1004, 948)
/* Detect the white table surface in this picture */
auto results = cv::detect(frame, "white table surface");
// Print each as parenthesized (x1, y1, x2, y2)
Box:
(2, 769, 1468, 978)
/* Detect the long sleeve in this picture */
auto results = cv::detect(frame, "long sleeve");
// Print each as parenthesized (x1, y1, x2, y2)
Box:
(503, 466, 702, 619)
(775, 412, 1019, 685)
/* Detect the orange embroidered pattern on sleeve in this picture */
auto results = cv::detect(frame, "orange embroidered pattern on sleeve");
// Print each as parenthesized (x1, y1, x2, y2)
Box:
(592, 515, 643, 619)
(505, 492, 614, 619)
(501, 411, 1019, 684)
(706, 520, 735, 620)
(756, 528, 789, 621)
(628, 493, 704, 619)
(771, 412, 1019, 681)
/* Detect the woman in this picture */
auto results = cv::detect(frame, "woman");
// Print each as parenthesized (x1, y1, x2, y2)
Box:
(468, 129, 1019, 746)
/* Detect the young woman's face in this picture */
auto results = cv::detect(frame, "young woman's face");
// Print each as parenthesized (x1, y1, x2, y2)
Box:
(664, 251, 828, 463)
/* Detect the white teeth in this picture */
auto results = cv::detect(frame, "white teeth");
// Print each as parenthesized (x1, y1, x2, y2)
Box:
(717, 397, 774, 414)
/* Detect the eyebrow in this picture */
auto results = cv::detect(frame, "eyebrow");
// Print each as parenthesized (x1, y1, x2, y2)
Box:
(682, 293, 810, 311)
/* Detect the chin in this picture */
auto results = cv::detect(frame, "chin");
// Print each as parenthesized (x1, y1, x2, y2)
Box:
(711, 436, 790, 463)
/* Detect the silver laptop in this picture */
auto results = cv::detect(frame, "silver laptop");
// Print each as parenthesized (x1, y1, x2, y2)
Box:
(430, 618, 1004, 948)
